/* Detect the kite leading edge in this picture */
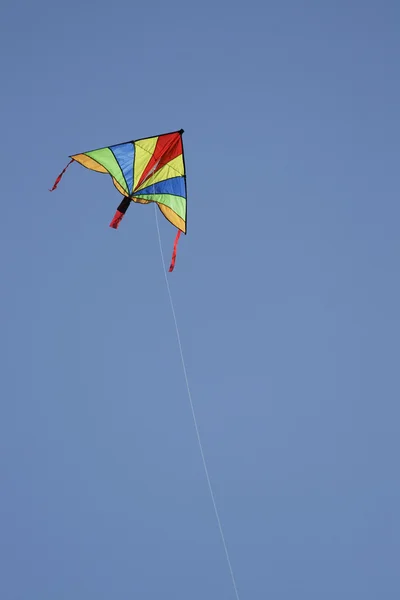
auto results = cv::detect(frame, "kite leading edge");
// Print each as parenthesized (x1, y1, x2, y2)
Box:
(50, 129, 187, 272)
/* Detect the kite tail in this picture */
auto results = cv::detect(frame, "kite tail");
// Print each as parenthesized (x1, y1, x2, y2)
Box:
(110, 197, 131, 229)
(169, 229, 182, 272)
(49, 159, 74, 191)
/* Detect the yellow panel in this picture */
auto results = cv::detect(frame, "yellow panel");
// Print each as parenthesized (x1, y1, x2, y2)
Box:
(132, 197, 151, 204)
(158, 204, 186, 233)
(136, 155, 184, 191)
(133, 137, 158, 190)
(112, 178, 128, 197)
(71, 154, 108, 174)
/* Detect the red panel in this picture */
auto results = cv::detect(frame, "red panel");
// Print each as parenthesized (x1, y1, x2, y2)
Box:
(136, 132, 182, 190)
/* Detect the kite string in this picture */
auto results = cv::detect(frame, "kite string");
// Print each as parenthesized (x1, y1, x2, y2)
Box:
(154, 205, 241, 600)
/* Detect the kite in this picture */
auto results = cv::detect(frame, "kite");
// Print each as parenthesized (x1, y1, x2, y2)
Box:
(50, 129, 187, 271)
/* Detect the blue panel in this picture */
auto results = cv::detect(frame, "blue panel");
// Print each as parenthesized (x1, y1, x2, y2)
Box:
(135, 176, 186, 198)
(110, 143, 135, 194)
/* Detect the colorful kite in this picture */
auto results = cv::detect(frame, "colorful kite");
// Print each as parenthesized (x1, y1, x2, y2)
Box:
(50, 129, 187, 271)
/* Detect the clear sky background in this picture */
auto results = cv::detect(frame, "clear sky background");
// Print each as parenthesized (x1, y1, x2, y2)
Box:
(1, 1, 399, 598)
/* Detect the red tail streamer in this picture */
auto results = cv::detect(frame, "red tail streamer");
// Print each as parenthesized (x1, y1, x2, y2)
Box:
(109, 197, 130, 229)
(109, 210, 125, 229)
(169, 229, 182, 272)
(49, 159, 74, 191)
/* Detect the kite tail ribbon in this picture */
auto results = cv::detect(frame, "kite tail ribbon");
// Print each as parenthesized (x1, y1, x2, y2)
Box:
(110, 197, 131, 229)
(49, 159, 74, 191)
(169, 230, 182, 272)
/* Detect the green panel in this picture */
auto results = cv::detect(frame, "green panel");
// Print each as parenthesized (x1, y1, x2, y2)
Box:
(133, 194, 186, 221)
(85, 148, 128, 194)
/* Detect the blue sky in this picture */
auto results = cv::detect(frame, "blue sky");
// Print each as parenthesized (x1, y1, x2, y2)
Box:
(1, 0, 399, 598)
